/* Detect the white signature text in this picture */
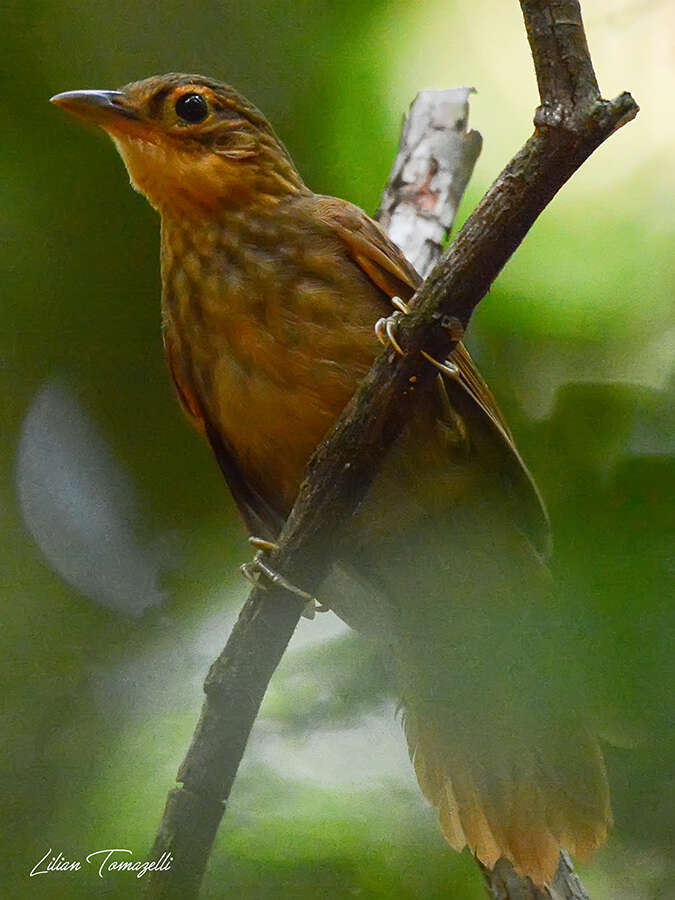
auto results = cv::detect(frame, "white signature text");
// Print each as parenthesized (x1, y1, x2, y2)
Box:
(30, 848, 173, 879)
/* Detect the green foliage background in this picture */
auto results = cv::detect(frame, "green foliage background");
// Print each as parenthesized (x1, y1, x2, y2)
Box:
(2, 1, 672, 897)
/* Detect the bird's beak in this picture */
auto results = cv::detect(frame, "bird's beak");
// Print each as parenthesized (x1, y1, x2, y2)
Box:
(50, 90, 139, 132)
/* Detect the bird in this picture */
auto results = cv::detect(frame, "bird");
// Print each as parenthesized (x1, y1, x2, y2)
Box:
(51, 73, 611, 885)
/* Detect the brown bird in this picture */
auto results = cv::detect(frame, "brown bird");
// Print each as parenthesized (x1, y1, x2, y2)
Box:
(51, 74, 611, 885)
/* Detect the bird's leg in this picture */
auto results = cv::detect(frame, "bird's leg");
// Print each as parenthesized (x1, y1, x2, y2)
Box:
(241, 537, 328, 619)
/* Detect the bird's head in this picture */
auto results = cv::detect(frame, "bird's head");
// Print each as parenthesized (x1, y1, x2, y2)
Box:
(51, 73, 305, 216)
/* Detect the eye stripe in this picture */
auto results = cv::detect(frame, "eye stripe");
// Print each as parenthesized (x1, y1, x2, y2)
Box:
(148, 87, 171, 118)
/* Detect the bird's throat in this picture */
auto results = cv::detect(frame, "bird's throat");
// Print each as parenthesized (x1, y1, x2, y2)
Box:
(113, 129, 304, 217)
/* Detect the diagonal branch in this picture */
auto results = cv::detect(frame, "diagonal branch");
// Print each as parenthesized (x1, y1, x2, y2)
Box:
(145, 2, 638, 897)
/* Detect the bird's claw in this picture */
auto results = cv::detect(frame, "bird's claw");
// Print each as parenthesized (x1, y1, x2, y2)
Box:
(375, 310, 406, 356)
(241, 538, 325, 619)
(420, 350, 459, 378)
(374, 296, 410, 356)
(391, 296, 409, 315)
(248, 536, 280, 553)
(240, 557, 265, 589)
(420, 315, 463, 377)
(297, 597, 331, 620)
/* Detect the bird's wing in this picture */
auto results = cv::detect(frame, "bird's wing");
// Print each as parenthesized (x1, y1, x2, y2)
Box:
(320, 199, 421, 301)
(320, 198, 550, 556)
(203, 421, 286, 541)
(164, 331, 284, 541)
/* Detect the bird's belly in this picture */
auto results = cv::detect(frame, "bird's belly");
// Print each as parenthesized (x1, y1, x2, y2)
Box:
(176, 302, 377, 514)
(213, 354, 358, 513)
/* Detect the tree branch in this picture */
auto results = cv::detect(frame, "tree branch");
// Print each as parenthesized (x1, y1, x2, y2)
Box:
(145, 2, 637, 896)
(481, 850, 591, 900)
(377, 87, 483, 279)
(521, 0, 600, 111)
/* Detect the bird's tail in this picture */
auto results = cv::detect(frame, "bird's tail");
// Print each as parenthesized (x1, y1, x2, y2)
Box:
(400, 691, 611, 886)
(349, 480, 612, 886)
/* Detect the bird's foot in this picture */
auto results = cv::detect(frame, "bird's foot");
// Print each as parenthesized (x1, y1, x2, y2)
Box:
(374, 296, 410, 355)
(420, 315, 464, 377)
(374, 310, 406, 356)
(241, 537, 327, 619)
(375, 300, 464, 378)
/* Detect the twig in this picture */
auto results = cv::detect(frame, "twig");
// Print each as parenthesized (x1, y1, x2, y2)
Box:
(145, 1, 637, 895)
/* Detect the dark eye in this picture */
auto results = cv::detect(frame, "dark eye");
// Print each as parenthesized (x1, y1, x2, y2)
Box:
(175, 93, 208, 124)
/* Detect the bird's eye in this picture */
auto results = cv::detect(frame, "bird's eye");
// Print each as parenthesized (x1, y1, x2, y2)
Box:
(175, 93, 209, 124)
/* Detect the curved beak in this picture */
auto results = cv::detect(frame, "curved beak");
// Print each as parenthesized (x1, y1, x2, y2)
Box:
(50, 90, 138, 130)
